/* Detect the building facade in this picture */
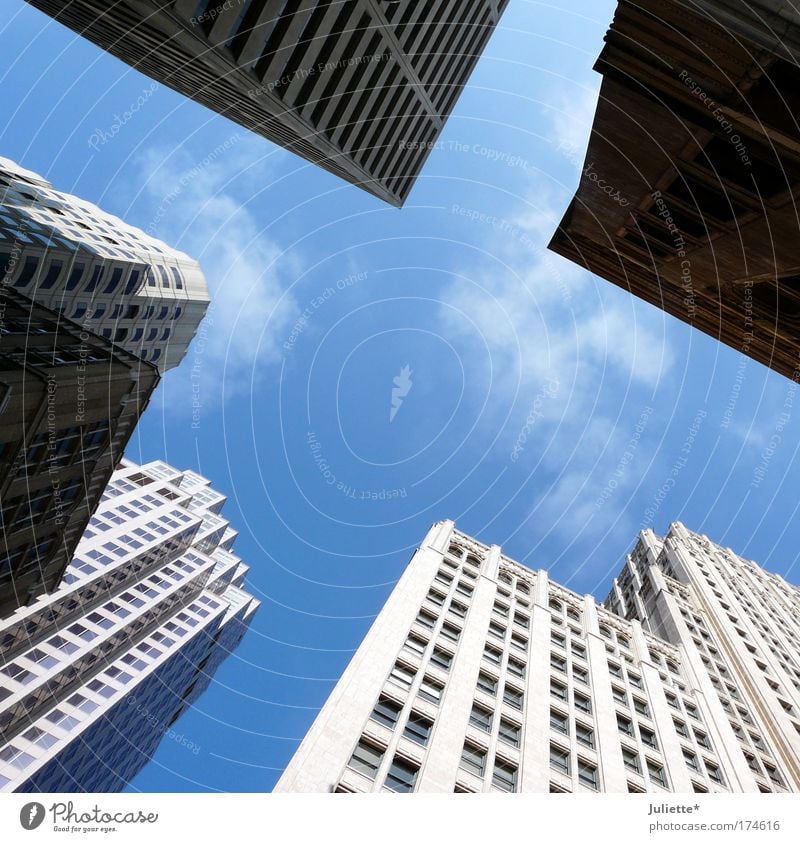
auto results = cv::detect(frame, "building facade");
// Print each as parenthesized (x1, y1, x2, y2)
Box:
(275, 520, 800, 793)
(0, 459, 259, 793)
(549, 0, 800, 382)
(24, 1, 510, 206)
(0, 289, 159, 617)
(1, 156, 209, 372)
(1, 155, 209, 616)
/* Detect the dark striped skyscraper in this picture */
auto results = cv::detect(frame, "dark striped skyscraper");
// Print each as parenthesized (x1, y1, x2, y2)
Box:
(24, 1, 510, 206)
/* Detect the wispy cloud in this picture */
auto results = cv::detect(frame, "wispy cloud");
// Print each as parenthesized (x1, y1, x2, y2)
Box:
(130, 134, 299, 407)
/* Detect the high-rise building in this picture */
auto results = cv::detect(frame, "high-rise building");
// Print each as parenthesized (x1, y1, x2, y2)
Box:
(23, 1, 510, 207)
(1, 156, 209, 372)
(1, 156, 209, 617)
(548, 0, 800, 382)
(275, 520, 800, 793)
(0, 459, 259, 793)
(0, 288, 159, 617)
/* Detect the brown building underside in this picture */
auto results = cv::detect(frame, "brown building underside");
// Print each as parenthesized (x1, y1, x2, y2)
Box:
(549, 0, 800, 381)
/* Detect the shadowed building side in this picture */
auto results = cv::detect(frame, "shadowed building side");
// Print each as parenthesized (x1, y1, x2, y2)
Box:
(548, 0, 800, 382)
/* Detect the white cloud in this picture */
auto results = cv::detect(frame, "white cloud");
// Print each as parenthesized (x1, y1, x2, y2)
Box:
(131, 134, 299, 405)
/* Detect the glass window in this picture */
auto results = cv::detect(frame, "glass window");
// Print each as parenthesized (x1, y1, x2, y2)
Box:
(403, 712, 433, 746)
(640, 727, 658, 749)
(371, 696, 402, 729)
(673, 719, 688, 738)
(551, 680, 568, 702)
(430, 648, 453, 672)
(503, 685, 524, 710)
(648, 760, 667, 788)
(419, 677, 444, 705)
(498, 718, 521, 747)
(389, 663, 415, 689)
(441, 623, 461, 643)
(550, 709, 569, 734)
(385, 756, 419, 793)
(551, 653, 567, 673)
(492, 759, 518, 793)
(550, 743, 570, 774)
(349, 740, 384, 779)
(574, 692, 592, 714)
(404, 634, 427, 656)
(622, 747, 641, 773)
(483, 645, 502, 666)
(469, 703, 493, 732)
(461, 742, 486, 777)
(578, 759, 599, 790)
(508, 658, 526, 679)
(633, 698, 650, 718)
(576, 722, 594, 749)
(477, 672, 498, 696)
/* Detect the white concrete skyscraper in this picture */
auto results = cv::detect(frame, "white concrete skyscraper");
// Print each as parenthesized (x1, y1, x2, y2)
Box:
(276, 521, 799, 793)
(1, 155, 208, 371)
(0, 459, 259, 793)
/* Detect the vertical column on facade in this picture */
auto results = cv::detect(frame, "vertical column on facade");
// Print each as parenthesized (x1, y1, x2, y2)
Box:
(420, 538, 497, 791)
(520, 568, 551, 791)
(584, 596, 628, 792)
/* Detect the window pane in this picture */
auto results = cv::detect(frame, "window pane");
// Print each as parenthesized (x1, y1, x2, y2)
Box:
(350, 740, 384, 779)
(385, 757, 419, 793)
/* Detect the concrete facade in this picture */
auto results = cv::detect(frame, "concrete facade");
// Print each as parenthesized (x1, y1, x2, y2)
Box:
(276, 520, 799, 793)
(24, 1, 510, 206)
(0, 459, 259, 793)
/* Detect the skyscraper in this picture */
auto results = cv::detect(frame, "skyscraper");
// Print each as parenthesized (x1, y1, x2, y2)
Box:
(0, 459, 259, 793)
(0, 288, 159, 617)
(23, 1, 510, 206)
(548, 0, 800, 382)
(1, 156, 209, 372)
(1, 155, 209, 616)
(275, 520, 799, 793)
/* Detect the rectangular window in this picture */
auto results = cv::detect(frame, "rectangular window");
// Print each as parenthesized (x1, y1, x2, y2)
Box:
(419, 677, 444, 705)
(552, 632, 566, 649)
(514, 612, 530, 629)
(617, 714, 634, 737)
(608, 661, 622, 678)
(349, 739, 384, 779)
(694, 729, 711, 750)
(622, 747, 641, 773)
(550, 743, 570, 774)
(430, 648, 453, 672)
(628, 672, 642, 689)
(665, 693, 679, 709)
(511, 633, 528, 651)
(403, 712, 433, 746)
(371, 696, 402, 729)
(573, 665, 589, 685)
(648, 760, 667, 788)
(705, 761, 724, 785)
(427, 590, 445, 606)
(575, 722, 595, 749)
(503, 685, 524, 710)
(477, 672, 498, 696)
(449, 601, 468, 618)
(389, 663, 415, 690)
(551, 653, 567, 673)
(492, 759, 518, 793)
(639, 727, 658, 750)
(404, 634, 427, 656)
(489, 621, 506, 639)
(498, 718, 521, 747)
(469, 704, 493, 732)
(484, 645, 502, 666)
(612, 686, 628, 706)
(493, 601, 509, 617)
(416, 610, 437, 629)
(673, 719, 688, 739)
(572, 644, 586, 660)
(578, 759, 599, 790)
(685, 702, 700, 721)
(385, 756, 419, 793)
(461, 742, 486, 777)
(441, 623, 461, 643)
(551, 680, 568, 702)
(550, 708, 569, 735)
(683, 749, 700, 771)
(507, 658, 526, 679)
(633, 698, 650, 718)
(574, 692, 592, 714)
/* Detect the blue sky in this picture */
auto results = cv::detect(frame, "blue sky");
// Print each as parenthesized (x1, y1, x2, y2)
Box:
(3, 0, 800, 792)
